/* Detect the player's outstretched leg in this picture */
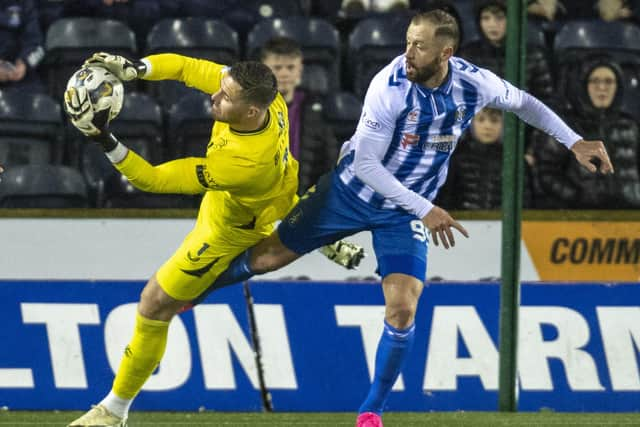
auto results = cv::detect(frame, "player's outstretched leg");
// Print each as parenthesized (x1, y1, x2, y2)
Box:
(67, 404, 127, 427)
(207, 238, 365, 293)
(68, 312, 170, 426)
(356, 321, 416, 427)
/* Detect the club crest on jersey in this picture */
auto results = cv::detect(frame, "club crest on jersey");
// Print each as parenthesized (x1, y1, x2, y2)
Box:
(207, 138, 228, 151)
(407, 110, 420, 122)
(455, 105, 466, 123)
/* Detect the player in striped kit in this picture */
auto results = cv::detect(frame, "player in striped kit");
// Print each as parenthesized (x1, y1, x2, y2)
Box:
(202, 9, 614, 427)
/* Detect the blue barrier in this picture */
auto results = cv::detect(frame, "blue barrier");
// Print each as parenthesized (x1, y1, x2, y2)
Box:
(0, 280, 638, 412)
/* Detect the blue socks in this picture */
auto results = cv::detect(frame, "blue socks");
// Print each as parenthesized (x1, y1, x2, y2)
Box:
(191, 249, 254, 305)
(358, 321, 416, 415)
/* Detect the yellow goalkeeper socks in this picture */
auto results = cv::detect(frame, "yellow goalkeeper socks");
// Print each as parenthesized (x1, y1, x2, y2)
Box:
(112, 312, 170, 400)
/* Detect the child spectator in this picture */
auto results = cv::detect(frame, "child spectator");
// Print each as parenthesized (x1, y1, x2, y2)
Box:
(436, 108, 534, 209)
(260, 37, 341, 194)
(459, 0, 556, 105)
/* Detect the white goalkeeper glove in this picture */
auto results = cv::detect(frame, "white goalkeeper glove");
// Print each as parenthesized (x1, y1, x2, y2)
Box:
(319, 240, 366, 270)
(84, 52, 146, 81)
(63, 86, 118, 151)
(64, 86, 103, 136)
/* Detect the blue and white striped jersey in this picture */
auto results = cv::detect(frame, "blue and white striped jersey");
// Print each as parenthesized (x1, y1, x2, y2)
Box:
(337, 54, 580, 217)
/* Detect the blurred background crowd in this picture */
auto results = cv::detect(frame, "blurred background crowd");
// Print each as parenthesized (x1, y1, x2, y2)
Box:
(0, 0, 639, 210)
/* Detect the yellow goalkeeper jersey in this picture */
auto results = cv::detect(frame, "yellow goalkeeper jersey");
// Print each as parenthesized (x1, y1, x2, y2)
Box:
(114, 54, 299, 232)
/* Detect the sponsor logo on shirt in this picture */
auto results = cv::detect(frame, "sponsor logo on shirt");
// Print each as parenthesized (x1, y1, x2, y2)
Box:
(423, 141, 454, 152)
(401, 133, 455, 152)
(196, 164, 219, 189)
(401, 133, 420, 148)
(362, 111, 381, 130)
(287, 207, 303, 227)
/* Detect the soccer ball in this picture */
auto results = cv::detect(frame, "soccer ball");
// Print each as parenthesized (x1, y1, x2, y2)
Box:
(66, 65, 124, 123)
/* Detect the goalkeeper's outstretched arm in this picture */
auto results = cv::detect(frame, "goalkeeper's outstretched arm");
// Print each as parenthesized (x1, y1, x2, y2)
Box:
(85, 52, 224, 95)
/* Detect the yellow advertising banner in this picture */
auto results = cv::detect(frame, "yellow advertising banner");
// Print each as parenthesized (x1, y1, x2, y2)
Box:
(522, 221, 640, 281)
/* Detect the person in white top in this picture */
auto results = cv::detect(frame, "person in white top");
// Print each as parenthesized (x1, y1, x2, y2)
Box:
(201, 9, 614, 427)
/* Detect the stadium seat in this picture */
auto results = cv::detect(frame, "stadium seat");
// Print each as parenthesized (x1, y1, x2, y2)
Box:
(103, 173, 200, 209)
(79, 92, 164, 207)
(44, 18, 137, 100)
(144, 18, 239, 107)
(300, 64, 330, 95)
(620, 87, 640, 122)
(146, 18, 239, 64)
(322, 91, 363, 144)
(98, 91, 200, 209)
(0, 164, 89, 208)
(0, 90, 63, 166)
(246, 17, 341, 94)
(109, 92, 164, 161)
(454, 0, 480, 44)
(223, 0, 304, 35)
(554, 20, 640, 102)
(166, 92, 214, 160)
(348, 14, 412, 98)
(527, 21, 546, 49)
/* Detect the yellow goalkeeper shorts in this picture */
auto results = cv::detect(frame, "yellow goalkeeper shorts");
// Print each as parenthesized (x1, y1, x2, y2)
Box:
(156, 219, 273, 302)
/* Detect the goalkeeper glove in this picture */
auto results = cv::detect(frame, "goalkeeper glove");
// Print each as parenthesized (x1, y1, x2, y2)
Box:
(63, 86, 118, 151)
(84, 52, 147, 81)
(319, 240, 366, 270)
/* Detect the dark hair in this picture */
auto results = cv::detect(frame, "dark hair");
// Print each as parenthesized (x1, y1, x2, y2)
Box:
(474, 0, 506, 18)
(479, 107, 503, 118)
(228, 61, 278, 109)
(411, 9, 460, 52)
(260, 36, 303, 60)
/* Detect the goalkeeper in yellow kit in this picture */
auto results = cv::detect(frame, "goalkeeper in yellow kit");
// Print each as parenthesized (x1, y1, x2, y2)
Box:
(63, 53, 362, 427)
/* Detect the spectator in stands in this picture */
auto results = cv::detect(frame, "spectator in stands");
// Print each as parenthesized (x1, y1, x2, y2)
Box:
(458, 0, 556, 105)
(527, 0, 566, 48)
(436, 107, 533, 210)
(531, 56, 640, 208)
(0, 0, 45, 93)
(260, 36, 340, 194)
(594, 0, 639, 24)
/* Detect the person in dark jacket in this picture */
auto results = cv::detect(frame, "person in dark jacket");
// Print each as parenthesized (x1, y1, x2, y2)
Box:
(530, 56, 640, 208)
(436, 107, 533, 210)
(260, 36, 340, 195)
(458, 0, 556, 105)
(0, 0, 45, 93)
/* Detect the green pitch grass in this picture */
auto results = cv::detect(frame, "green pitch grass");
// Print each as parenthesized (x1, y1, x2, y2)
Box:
(1, 411, 640, 426)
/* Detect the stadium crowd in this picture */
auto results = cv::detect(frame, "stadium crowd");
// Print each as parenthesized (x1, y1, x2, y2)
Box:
(0, 0, 638, 209)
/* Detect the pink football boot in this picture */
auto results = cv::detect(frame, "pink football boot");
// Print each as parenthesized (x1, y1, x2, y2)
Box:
(356, 412, 383, 427)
